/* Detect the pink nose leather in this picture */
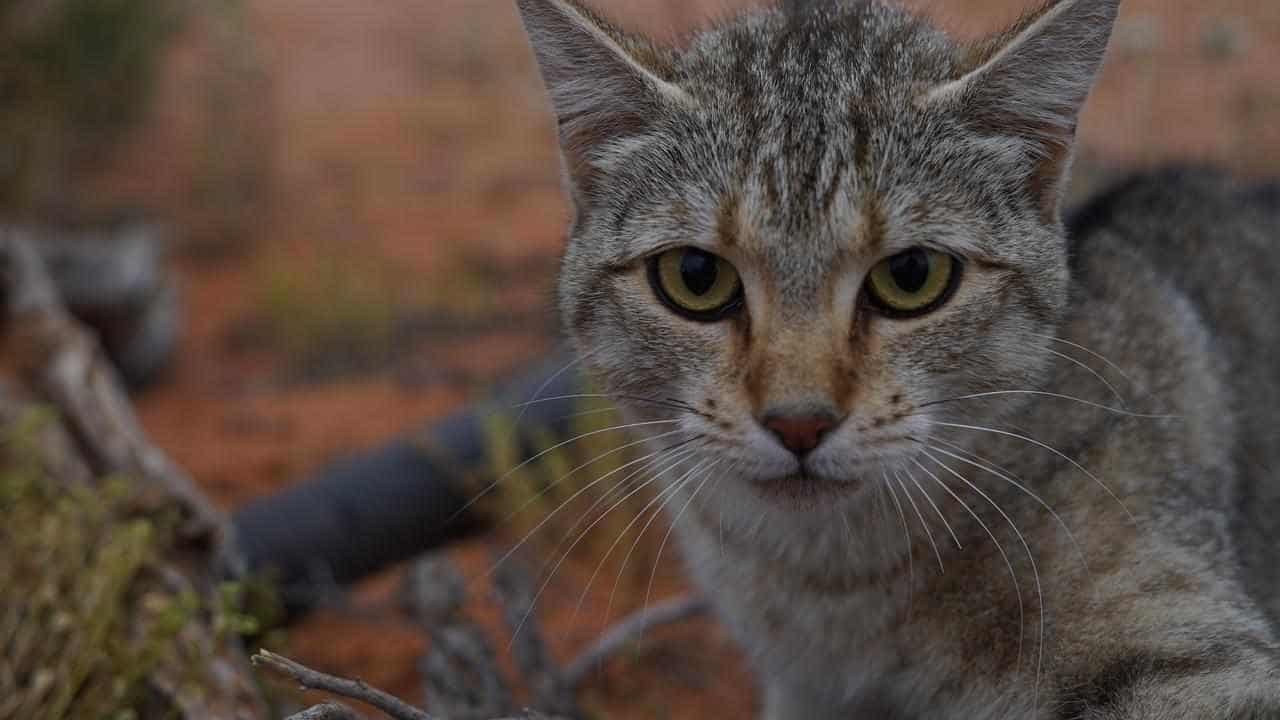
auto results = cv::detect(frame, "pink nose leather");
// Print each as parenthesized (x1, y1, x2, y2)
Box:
(763, 414, 837, 456)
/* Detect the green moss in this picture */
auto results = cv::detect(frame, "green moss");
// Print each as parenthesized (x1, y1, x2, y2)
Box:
(0, 407, 267, 719)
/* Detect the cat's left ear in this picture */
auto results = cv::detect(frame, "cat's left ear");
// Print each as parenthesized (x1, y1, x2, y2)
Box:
(926, 0, 1121, 220)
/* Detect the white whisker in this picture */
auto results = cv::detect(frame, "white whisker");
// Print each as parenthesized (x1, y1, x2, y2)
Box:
(487, 435, 694, 579)
(497, 429, 686, 524)
(597, 456, 719, 627)
(512, 352, 588, 427)
(902, 464, 963, 550)
(642, 459, 723, 618)
(933, 420, 1137, 524)
(894, 468, 945, 574)
(911, 457, 1025, 675)
(454, 417, 683, 520)
(540, 443, 701, 574)
(883, 471, 915, 614)
(921, 448, 1044, 715)
(920, 390, 1174, 419)
(1033, 333, 1136, 388)
(511, 448, 706, 648)
(926, 438, 1091, 576)
(1045, 347, 1127, 408)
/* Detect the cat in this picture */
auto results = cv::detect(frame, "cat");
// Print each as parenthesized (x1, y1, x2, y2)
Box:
(514, 0, 1280, 717)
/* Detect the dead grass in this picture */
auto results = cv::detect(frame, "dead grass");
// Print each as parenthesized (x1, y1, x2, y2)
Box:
(251, 244, 402, 380)
(243, 241, 542, 382)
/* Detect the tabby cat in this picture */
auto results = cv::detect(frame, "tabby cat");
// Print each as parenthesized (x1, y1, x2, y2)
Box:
(515, 0, 1280, 716)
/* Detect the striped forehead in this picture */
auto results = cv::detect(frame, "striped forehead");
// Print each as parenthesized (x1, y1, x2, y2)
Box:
(724, 164, 872, 308)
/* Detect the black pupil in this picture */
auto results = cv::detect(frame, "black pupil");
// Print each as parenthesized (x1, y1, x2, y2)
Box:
(680, 249, 719, 296)
(888, 249, 931, 293)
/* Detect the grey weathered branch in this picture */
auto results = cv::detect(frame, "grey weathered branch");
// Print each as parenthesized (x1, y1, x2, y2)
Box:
(0, 231, 220, 542)
(492, 554, 579, 717)
(253, 650, 436, 720)
(284, 702, 363, 720)
(255, 649, 570, 720)
(404, 555, 513, 719)
(564, 595, 710, 687)
(25, 220, 180, 387)
(0, 231, 267, 719)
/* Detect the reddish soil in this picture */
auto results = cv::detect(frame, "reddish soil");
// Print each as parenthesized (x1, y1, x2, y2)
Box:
(80, 0, 1280, 716)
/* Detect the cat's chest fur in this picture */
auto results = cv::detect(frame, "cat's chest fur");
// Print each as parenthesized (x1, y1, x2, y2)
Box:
(676, 505, 1027, 719)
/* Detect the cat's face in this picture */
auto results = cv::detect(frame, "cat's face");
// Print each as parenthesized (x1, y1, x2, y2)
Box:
(520, 0, 1114, 515)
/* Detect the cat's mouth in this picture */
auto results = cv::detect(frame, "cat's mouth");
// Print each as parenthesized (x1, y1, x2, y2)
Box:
(752, 469, 861, 505)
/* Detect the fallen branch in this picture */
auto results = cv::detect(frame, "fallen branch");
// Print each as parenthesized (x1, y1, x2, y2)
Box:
(284, 703, 363, 720)
(492, 554, 578, 717)
(0, 232, 267, 718)
(405, 555, 514, 719)
(255, 650, 569, 720)
(0, 231, 221, 542)
(253, 650, 436, 720)
(564, 595, 710, 687)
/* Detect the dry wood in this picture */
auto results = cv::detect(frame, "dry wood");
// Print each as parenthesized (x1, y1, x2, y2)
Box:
(256, 649, 571, 720)
(492, 555, 579, 718)
(0, 231, 221, 541)
(564, 595, 709, 687)
(254, 650, 436, 720)
(404, 555, 514, 719)
(0, 232, 267, 719)
(285, 703, 363, 720)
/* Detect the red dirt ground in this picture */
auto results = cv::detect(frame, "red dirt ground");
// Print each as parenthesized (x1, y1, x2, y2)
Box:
(77, 0, 1280, 716)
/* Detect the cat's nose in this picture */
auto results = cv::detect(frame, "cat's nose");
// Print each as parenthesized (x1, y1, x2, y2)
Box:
(762, 411, 840, 457)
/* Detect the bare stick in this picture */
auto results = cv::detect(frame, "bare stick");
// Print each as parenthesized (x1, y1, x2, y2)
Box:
(0, 234, 265, 718)
(0, 232, 222, 541)
(491, 553, 579, 718)
(253, 650, 436, 720)
(404, 555, 513, 718)
(285, 703, 363, 720)
(563, 595, 709, 687)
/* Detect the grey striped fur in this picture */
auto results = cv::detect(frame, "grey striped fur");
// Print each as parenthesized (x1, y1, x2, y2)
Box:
(515, 0, 1280, 716)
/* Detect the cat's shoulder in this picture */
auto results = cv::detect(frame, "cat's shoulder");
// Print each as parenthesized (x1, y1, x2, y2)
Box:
(1066, 165, 1279, 274)
(1067, 165, 1275, 238)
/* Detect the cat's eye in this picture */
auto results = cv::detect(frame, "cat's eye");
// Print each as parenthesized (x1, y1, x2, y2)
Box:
(865, 248, 960, 317)
(648, 247, 744, 321)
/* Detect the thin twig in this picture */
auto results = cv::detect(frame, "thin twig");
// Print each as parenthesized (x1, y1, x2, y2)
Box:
(492, 553, 579, 718)
(564, 595, 709, 687)
(252, 650, 436, 720)
(284, 703, 363, 720)
(404, 555, 513, 719)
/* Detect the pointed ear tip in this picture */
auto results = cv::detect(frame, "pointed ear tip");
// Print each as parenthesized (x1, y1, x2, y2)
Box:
(515, 0, 571, 22)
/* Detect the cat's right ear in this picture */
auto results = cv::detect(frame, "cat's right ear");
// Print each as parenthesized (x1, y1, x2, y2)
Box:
(516, 0, 690, 208)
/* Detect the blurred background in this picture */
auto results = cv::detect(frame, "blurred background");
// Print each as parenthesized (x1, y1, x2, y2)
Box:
(3, 0, 1279, 717)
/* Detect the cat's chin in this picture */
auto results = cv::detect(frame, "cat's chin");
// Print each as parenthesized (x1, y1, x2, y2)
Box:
(750, 470, 864, 508)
